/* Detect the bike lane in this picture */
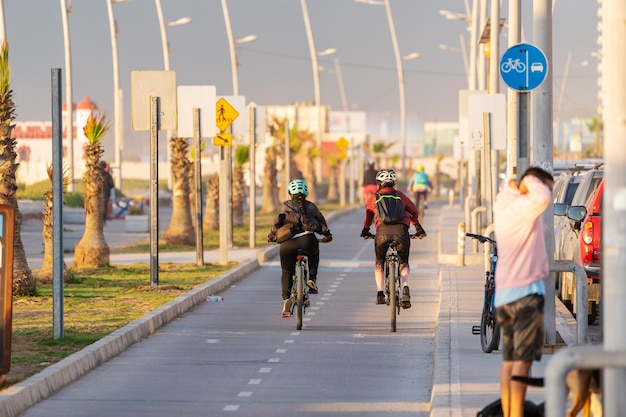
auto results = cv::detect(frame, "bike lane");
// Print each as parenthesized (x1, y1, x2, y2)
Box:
(12, 207, 439, 417)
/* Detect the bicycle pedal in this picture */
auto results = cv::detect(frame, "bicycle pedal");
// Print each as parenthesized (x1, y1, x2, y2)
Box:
(471, 325, 481, 335)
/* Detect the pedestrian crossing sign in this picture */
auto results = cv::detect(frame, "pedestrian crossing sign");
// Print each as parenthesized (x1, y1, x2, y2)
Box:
(216, 98, 239, 132)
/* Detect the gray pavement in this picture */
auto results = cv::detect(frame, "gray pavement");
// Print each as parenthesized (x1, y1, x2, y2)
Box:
(2, 199, 581, 417)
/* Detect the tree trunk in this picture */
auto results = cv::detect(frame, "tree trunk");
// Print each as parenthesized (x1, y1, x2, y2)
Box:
(232, 166, 246, 226)
(203, 174, 220, 231)
(73, 188, 110, 268)
(261, 144, 280, 214)
(326, 164, 338, 202)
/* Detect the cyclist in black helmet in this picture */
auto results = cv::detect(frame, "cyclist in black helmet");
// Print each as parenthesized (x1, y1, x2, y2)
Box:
(268, 179, 333, 317)
(361, 169, 426, 309)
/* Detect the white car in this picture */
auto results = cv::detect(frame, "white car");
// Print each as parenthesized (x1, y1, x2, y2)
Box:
(531, 62, 544, 72)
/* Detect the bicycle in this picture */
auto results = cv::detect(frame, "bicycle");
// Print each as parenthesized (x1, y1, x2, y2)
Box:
(467, 232, 500, 353)
(283, 249, 310, 330)
(364, 233, 419, 332)
(415, 191, 427, 222)
(500, 57, 526, 73)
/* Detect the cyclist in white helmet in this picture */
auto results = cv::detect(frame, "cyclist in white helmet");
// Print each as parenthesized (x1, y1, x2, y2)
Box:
(268, 179, 332, 317)
(361, 169, 426, 308)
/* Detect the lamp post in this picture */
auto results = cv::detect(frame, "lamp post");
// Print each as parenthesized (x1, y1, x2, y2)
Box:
(439, 35, 469, 84)
(106, 0, 131, 191)
(301, 0, 335, 184)
(154, 0, 190, 187)
(59, 0, 74, 191)
(222, 0, 257, 96)
(154, 0, 191, 71)
(355, 0, 412, 178)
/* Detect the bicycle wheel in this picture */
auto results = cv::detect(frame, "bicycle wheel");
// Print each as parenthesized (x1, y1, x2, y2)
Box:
(389, 260, 397, 332)
(296, 260, 304, 330)
(480, 279, 500, 352)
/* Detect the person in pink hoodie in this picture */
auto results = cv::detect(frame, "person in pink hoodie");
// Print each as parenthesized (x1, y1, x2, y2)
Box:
(493, 166, 553, 417)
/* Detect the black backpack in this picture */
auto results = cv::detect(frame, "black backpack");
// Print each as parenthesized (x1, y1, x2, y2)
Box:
(375, 192, 405, 225)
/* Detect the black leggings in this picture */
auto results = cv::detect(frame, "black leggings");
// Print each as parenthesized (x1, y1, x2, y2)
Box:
(279, 234, 319, 300)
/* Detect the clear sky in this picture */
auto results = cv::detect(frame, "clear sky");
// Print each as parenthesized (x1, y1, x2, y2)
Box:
(4, 0, 599, 159)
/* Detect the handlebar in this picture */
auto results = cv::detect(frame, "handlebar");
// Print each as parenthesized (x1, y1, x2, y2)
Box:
(465, 232, 496, 246)
(362, 233, 422, 240)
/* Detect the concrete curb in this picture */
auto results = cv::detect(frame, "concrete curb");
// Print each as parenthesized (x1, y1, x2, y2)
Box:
(0, 204, 359, 417)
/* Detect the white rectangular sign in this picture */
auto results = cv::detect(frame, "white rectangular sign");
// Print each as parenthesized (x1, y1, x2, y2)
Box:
(468, 93, 506, 150)
(130, 71, 177, 131)
(177, 85, 217, 138)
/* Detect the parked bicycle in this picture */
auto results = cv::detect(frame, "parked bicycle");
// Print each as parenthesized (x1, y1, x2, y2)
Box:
(467, 232, 500, 353)
(363, 233, 419, 332)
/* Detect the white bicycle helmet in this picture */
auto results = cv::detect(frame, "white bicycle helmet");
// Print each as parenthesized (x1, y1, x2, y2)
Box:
(288, 179, 308, 196)
(376, 169, 396, 187)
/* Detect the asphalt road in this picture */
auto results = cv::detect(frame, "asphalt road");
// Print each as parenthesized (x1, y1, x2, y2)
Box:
(18, 209, 440, 417)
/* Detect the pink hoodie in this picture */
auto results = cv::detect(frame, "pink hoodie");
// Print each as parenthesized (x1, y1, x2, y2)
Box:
(493, 175, 552, 291)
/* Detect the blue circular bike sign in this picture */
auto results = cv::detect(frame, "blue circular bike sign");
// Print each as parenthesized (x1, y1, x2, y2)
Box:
(500, 43, 548, 92)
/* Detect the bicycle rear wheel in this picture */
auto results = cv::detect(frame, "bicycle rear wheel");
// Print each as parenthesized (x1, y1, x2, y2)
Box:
(389, 261, 397, 332)
(480, 282, 500, 352)
(296, 261, 304, 330)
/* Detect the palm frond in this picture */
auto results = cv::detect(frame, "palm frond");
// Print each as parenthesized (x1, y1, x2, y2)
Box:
(82, 111, 111, 145)
(235, 145, 249, 167)
(0, 40, 9, 96)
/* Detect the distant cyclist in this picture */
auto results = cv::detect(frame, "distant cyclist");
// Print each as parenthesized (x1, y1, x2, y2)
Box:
(267, 179, 332, 317)
(408, 165, 433, 209)
(362, 161, 378, 201)
(360, 169, 426, 309)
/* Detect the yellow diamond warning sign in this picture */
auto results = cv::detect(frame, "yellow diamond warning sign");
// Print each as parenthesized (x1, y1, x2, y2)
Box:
(216, 98, 239, 132)
(336, 136, 349, 150)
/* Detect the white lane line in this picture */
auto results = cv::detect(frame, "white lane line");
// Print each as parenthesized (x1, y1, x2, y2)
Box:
(303, 317, 312, 322)
(238, 391, 252, 397)
(323, 293, 332, 297)
(290, 331, 300, 336)
(224, 405, 239, 411)
(307, 312, 316, 316)
(248, 379, 262, 385)
(321, 297, 329, 301)
(284, 340, 294, 344)
(330, 284, 339, 288)
(275, 348, 287, 353)
(206, 339, 220, 343)
(259, 367, 272, 373)
(316, 301, 325, 305)
(268, 358, 280, 363)
(310, 306, 320, 310)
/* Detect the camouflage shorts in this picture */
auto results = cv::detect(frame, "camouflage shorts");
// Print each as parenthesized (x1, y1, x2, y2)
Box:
(496, 294, 545, 362)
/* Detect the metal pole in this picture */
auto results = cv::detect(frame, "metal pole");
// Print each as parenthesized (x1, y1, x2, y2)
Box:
(222, 0, 238, 96)
(533, 0, 556, 346)
(193, 108, 203, 266)
(383, 0, 407, 179)
(59, 0, 74, 191)
(507, 0, 521, 179)
(249, 106, 256, 248)
(284, 120, 290, 197)
(301, 0, 322, 185)
(468, 0, 479, 91)
(219, 143, 228, 265)
(149, 96, 159, 286)
(154, 0, 169, 71)
(554, 51, 572, 156)
(106, 0, 123, 191)
(51, 68, 64, 339)
(603, 0, 626, 411)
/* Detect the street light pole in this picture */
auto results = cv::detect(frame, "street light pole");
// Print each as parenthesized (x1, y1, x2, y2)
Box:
(355, 0, 410, 178)
(59, 0, 74, 191)
(221, 0, 257, 96)
(106, 0, 130, 191)
(301, 0, 325, 184)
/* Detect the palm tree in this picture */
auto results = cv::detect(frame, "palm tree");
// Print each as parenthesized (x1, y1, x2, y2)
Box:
(586, 116, 603, 157)
(364, 140, 396, 168)
(72, 111, 110, 268)
(261, 118, 284, 213)
(164, 135, 194, 245)
(0, 40, 35, 296)
(292, 128, 317, 202)
(232, 145, 249, 226)
(326, 154, 338, 202)
(203, 173, 219, 231)
(36, 164, 70, 283)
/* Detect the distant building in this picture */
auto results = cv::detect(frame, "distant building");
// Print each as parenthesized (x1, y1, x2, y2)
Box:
(13, 96, 98, 185)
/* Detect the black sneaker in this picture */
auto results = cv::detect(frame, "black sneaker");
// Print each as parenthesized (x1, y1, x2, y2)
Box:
(307, 279, 318, 294)
(402, 286, 411, 309)
(376, 291, 385, 305)
(416, 225, 427, 239)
